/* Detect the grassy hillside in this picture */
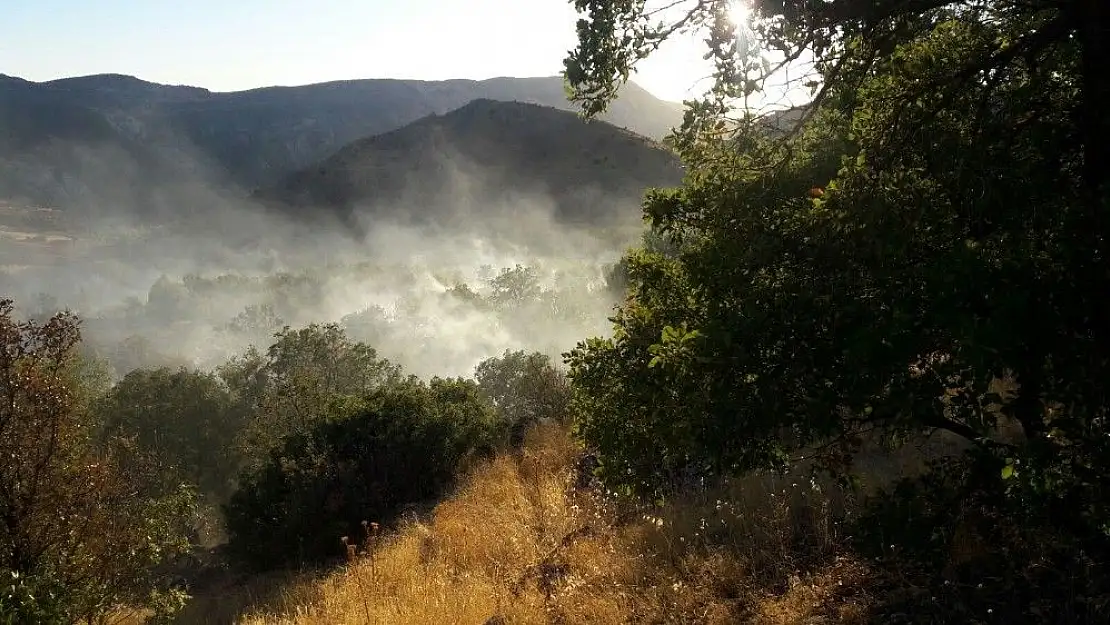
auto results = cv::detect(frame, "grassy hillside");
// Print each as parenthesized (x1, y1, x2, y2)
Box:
(178, 423, 873, 625)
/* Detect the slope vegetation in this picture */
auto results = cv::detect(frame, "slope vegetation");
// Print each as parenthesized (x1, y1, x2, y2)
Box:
(193, 424, 873, 625)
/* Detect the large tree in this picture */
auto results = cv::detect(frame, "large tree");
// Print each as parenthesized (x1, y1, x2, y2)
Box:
(562, 0, 1110, 534)
(99, 367, 244, 503)
(220, 323, 402, 473)
(475, 350, 573, 444)
(0, 300, 194, 623)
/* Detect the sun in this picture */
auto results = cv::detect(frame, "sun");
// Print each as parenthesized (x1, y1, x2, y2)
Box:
(728, 0, 752, 27)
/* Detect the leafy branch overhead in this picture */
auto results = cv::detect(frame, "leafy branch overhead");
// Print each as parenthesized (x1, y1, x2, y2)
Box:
(562, 0, 1110, 549)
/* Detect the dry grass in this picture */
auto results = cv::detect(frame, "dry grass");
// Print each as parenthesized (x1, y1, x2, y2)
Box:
(235, 423, 876, 625)
(168, 566, 326, 625)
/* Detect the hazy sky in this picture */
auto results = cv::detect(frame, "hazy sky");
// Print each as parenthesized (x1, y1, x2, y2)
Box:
(0, 0, 723, 102)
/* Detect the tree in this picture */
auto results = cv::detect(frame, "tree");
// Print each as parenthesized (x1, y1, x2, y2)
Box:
(109, 334, 186, 375)
(475, 350, 573, 445)
(221, 303, 285, 348)
(99, 367, 244, 503)
(562, 0, 1110, 527)
(146, 275, 190, 320)
(224, 376, 502, 570)
(222, 323, 402, 473)
(0, 300, 194, 623)
(340, 305, 392, 345)
(443, 283, 490, 311)
(562, 5, 1110, 618)
(487, 264, 542, 310)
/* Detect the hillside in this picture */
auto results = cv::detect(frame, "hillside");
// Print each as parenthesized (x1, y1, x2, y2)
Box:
(0, 74, 218, 218)
(253, 99, 684, 229)
(0, 73, 684, 212)
(184, 423, 877, 625)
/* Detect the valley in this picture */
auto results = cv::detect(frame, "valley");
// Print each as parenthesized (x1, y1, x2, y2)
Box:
(1, 74, 680, 381)
(4, 0, 1102, 622)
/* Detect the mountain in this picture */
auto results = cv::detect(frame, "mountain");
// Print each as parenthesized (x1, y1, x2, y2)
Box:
(0, 73, 684, 212)
(0, 74, 240, 218)
(254, 99, 684, 230)
(168, 76, 682, 188)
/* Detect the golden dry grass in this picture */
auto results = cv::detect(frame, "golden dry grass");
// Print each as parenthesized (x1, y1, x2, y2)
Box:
(236, 423, 876, 625)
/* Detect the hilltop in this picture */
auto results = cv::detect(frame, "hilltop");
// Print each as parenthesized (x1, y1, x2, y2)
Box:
(254, 99, 684, 230)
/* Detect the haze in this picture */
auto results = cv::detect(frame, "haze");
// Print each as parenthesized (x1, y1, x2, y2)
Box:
(0, 0, 779, 383)
(1, 0, 719, 103)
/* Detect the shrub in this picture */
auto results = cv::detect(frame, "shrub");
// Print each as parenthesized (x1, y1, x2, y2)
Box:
(0, 568, 69, 625)
(0, 300, 195, 623)
(853, 454, 1110, 623)
(99, 367, 245, 502)
(220, 323, 402, 474)
(224, 376, 504, 570)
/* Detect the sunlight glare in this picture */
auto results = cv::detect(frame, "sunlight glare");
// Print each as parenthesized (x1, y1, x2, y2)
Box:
(728, 0, 752, 28)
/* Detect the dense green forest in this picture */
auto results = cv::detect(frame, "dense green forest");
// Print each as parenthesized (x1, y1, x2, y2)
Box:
(4, 0, 1110, 623)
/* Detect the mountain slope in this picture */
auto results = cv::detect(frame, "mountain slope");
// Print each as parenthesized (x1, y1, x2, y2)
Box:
(255, 99, 684, 229)
(169, 76, 682, 188)
(0, 74, 224, 218)
(0, 73, 684, 212)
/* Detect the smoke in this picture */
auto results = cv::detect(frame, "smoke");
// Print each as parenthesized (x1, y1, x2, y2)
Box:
(1, 138, 644, 382)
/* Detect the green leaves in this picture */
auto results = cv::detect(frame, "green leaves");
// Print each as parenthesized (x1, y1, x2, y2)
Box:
(647, 323, 702, 368)
(474, 350, 572, 444)
(563, 1, 1110, 526)
(227, 323, 402, 473)
(224, 376, 502, 570)
(100, 367, 243, 501)
(1, 301, 196, 622)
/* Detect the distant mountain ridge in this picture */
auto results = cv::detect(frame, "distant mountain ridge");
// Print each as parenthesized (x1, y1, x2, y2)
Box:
(0, 73, 684, 213)
(254, 98, 684, 230)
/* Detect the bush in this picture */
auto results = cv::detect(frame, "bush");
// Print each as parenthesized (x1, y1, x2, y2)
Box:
(224, 376, 504, 570)
(0, 569, 69, 625)
(853, 454, 1110, 623)
(99, 367, 245, 502)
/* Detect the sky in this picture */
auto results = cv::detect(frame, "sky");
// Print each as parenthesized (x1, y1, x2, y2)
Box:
(0, 0, 731, 103)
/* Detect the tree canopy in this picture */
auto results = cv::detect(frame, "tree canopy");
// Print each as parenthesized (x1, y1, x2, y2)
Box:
(562, 0, 1110, 541)
(0, 301, 195, 623)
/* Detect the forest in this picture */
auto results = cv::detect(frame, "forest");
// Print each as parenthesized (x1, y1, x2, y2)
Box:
(4, 0, 1110, 623)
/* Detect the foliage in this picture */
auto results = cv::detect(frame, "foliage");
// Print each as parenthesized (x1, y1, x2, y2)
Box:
(474, 350, 573, 445)
(487, 265, 543, 310)
(107, 334, 189, 376)
(339, 305, 391, 346)
(0, 569, 69, 625)
(220, 323, 402, 473)
(65, 257, 618, 381)
(224, 376, 504, 570)
(99, 367, 245, 502)
(851, 454, 1110, 622)
(0, 300, 195, 623)
(222, 303, 286, 348)
(563, 0, 1110, 515)
(235, 424, 868, 625)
